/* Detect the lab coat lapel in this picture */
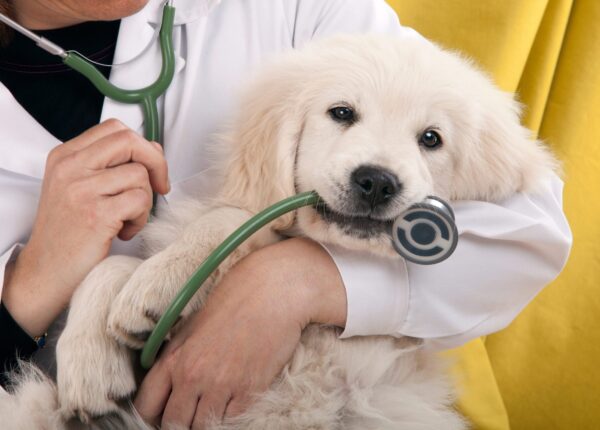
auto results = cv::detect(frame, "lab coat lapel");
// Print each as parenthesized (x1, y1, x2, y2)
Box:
(99, 4, 166, 134)
(100, 0, 216, 137)
(162, 3, 214, 163)
(0, 84, 59, 179)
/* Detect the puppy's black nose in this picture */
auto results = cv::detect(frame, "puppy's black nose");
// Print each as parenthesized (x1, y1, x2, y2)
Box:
(351, 165, 402, 208)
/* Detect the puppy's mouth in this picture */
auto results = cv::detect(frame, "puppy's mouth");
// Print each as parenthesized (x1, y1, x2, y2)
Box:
(315, 201, 394, 238)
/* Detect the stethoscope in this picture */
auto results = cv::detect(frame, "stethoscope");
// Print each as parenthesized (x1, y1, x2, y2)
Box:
(1, 3, 459, 367)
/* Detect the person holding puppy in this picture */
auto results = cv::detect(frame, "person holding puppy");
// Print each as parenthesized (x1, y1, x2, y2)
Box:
(0, 0, 571, 428)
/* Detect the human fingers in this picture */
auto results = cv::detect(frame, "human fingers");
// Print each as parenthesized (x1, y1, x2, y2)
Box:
(72, 129, 169, 194)
(134, 357, 173, 426)
(117, 208, 152, 241)
(96, 163, 154, 240)
(59, 165, 152, 240)
(223, 394, 253, 419)
(92, 162, 152, 197)
(51, 118, 129, 158)
(99, 162, 154, 241)
(118, 214, 151, 241)
(161, 387, 199, 430)
(44, 129, 168, 197)
(191, 391, 231, 430)
(100, 187, 153, 239)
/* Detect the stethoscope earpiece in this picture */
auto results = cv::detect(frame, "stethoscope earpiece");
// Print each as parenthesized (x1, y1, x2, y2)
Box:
(391, 196, 458, 265)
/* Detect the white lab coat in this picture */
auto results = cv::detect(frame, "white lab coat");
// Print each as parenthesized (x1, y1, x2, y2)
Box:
(0, 0, 572, 366)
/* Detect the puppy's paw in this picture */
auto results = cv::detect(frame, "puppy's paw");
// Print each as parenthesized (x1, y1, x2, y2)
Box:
(107, 253, 200, 349)
(108, 207, 265, 349)
(56, 322, 136, 423)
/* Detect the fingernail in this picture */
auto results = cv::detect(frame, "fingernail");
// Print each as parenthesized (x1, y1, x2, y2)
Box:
(152, 142, 163, 152)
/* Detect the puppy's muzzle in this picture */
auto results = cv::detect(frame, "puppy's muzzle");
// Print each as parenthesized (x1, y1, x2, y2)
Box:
(351, 165, 402, 210)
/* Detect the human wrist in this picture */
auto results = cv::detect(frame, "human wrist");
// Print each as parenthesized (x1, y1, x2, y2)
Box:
(300, 241, 347, 328)
(2, 243, 70, 336)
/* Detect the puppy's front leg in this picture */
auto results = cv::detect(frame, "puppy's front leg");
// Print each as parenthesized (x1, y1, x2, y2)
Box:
(56, 255, 142, 423)
(107, 206, 279, 349)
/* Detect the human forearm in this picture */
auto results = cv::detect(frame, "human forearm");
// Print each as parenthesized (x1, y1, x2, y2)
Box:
(134, 237, 348, 427)
(1, 120, 170, 338)
(243, 237, 347, 329)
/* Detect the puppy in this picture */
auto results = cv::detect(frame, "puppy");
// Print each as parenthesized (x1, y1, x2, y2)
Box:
(1, 34, 556, 429)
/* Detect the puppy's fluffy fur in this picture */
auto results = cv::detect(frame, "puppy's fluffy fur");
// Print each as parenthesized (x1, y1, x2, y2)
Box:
(1, 34, 556, 429)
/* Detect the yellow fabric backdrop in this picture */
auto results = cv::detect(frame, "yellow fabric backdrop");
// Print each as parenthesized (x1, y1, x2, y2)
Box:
(386, 1, 600, 429)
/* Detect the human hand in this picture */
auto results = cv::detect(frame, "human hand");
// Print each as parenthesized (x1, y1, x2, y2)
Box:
(2, 119, 169, 336)
(134, 238, 346, 430)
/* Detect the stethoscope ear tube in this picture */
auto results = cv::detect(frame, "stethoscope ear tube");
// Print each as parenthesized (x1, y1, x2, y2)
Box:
(391, 196, 458, 265)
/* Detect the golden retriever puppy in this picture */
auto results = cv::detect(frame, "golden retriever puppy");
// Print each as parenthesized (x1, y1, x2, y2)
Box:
(1, 34, 556, 429)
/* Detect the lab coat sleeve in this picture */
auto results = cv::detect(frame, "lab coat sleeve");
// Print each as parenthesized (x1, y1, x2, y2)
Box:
(322, 175, 572, 349)
(291, 0, 573, 348)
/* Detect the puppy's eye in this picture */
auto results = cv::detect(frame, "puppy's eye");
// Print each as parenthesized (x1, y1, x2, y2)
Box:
(419, 129, 443, 149)
(329, 106, 355, 124)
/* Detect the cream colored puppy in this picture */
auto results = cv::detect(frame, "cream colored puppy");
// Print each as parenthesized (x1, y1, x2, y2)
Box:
(1, 34, 556, 429)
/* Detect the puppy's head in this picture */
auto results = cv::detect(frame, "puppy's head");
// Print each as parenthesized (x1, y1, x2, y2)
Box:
(221, 35, 557, 256)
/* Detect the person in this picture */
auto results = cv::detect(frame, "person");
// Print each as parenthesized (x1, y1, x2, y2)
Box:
(0, 0, 572, 428)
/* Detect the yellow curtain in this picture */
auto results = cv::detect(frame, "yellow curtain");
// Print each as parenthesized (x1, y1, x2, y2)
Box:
(386, 1, 600, 429)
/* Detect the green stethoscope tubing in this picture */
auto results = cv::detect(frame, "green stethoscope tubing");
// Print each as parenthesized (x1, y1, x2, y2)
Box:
(140, 191, 321, 369)
(63, 3, 176, 143)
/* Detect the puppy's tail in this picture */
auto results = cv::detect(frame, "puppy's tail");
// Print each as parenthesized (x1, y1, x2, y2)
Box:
(0, 360, 64, 430)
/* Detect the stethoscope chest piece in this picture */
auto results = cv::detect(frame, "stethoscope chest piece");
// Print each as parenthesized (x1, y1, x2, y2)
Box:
(391, 196, 458, 265)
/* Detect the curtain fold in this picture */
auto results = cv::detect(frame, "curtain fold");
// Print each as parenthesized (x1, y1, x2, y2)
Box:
(387, 1, 599, 428)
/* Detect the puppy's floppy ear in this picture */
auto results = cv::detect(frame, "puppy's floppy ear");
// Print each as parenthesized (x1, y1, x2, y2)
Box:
(451, 78, 559, 202)
(219, 56, 307, 231)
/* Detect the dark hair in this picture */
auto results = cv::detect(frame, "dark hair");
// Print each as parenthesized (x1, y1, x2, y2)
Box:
(0, 0, 14, 47)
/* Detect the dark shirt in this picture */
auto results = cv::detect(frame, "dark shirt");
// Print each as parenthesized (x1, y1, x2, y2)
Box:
(0, 20, 120, 387)
(0, 19, 120, 141)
